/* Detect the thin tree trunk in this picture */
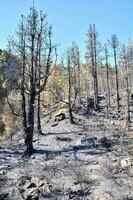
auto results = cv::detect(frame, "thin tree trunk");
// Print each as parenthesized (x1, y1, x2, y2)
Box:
(68, 52, 74, 124)
(25, 21, 35, 156)
(25, 94, 34, 156)
(105, 44, 111, 107)
(90, 25, 98, 110)
(125, 58, 130, 124)
(113, 47, 120, 116)
(37, 36, 42, 135)
(105, 44, 111, 118)
(68, 105, 74, 124)
(93, 24, 99, 108)
(25, 126, 34, 156)
(77, 62, 81, 103)
(37, 92, 42, 134)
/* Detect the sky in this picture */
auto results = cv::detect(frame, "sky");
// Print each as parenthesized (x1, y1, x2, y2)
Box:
(0, 0, 133, 60)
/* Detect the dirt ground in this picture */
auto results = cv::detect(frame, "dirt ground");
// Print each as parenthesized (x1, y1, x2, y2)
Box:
(0, 101, 133, 200)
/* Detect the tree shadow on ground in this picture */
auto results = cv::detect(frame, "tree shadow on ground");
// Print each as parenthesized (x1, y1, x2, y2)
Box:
(33, 144, 107, 158)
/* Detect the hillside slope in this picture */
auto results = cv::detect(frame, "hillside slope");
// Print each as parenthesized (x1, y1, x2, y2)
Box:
(0, 110, 133, 200)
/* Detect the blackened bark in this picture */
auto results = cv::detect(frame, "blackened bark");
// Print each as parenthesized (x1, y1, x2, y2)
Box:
(70, 42, 81, 104)
(20, 15, 29, 154)
(124, 55, 130, 124)
(68, 52, 74, 124)
(113, 47, 120, 115)
(77, 61, 81, 103)
(9, 8, 55, 157)
(25, 12, 35, 156)
(37, 92, 42, 134)
(89, 25, 98, 110)
(93, 24, 99, 108)
(105, 44, 111, 118)
(36, 31, 42, 135)
(25, 126, 34, 156)
(68, 106, 74, 124)
(25, 93, 35, 156)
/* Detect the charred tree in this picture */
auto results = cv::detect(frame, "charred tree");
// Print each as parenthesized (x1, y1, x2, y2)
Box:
(86, 24, 99, 111)
(104, 43, 111, 118)
(67, 50, 75, 124)
(70, 42, 81, 104)
(9, 7, 56, 157)
(110, 34, 120, 116)
(122, 45, 131, 125)
(93, 24, 99, 106)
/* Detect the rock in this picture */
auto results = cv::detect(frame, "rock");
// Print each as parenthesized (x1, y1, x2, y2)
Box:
(53, 108, 68, 122)
(93, 190, 115, 200)
(24, 188, 39, 200)
(30, 155, 35, 159)
(120, 157, 132, 168)
(0, 170, 7, 175)
(56, 136, 72, 142)
(54, 112, 66, 122)
(68, 189, 89, 199)
(20, 179, 38, 199)
(75, 139, 82, 146)
(51, 123, 58, 127)
(18, 176, 48, 200)
(0, 193, 9, 200)
(27, 182, 37, 189)
(19, 139, 25, 144)
(30, 177, 45, 188)
(23, 180, 31, 190)
(38, 180, 45, 188)
(30, 177, 39, 185)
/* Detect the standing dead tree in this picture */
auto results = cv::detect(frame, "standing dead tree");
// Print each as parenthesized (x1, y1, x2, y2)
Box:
(8, 7, 56, 156)
(70, 42, 81, 104)
(127, 40, 133, 90)
(104, 43, 111, 118)
(121, 45, 131, 126)
(86, 24, 99, 111)
(67, 49, 75, 124)
(110, 34, 120, 117)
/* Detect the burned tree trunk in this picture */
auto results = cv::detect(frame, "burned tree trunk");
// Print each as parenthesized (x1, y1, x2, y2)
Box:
(110, 35, 120, 117)
(25, 126, 34, 156)
(86, 24, 100, 111)
(123, 45, 130, 125)
(93, 24, 99, 108)
(114, 47, 120, 114)
(9, 8, 55, 157)
(68, 50, 74, 124)
(20, 15, 28, 131)
(104, 43, 111, 118)
(37, 93, 42, 134)
(90, 25, 98, 110)
(36, 26, 42, 135)
(70, 42, 81, 104)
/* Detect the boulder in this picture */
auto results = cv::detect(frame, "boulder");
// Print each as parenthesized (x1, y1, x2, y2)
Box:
(53, 108, 68, 122)
(0, 193, 9, 200)
(54, 112, 66, 122)
(18, 176, 47, 200)
(120, 157, 133, 168)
